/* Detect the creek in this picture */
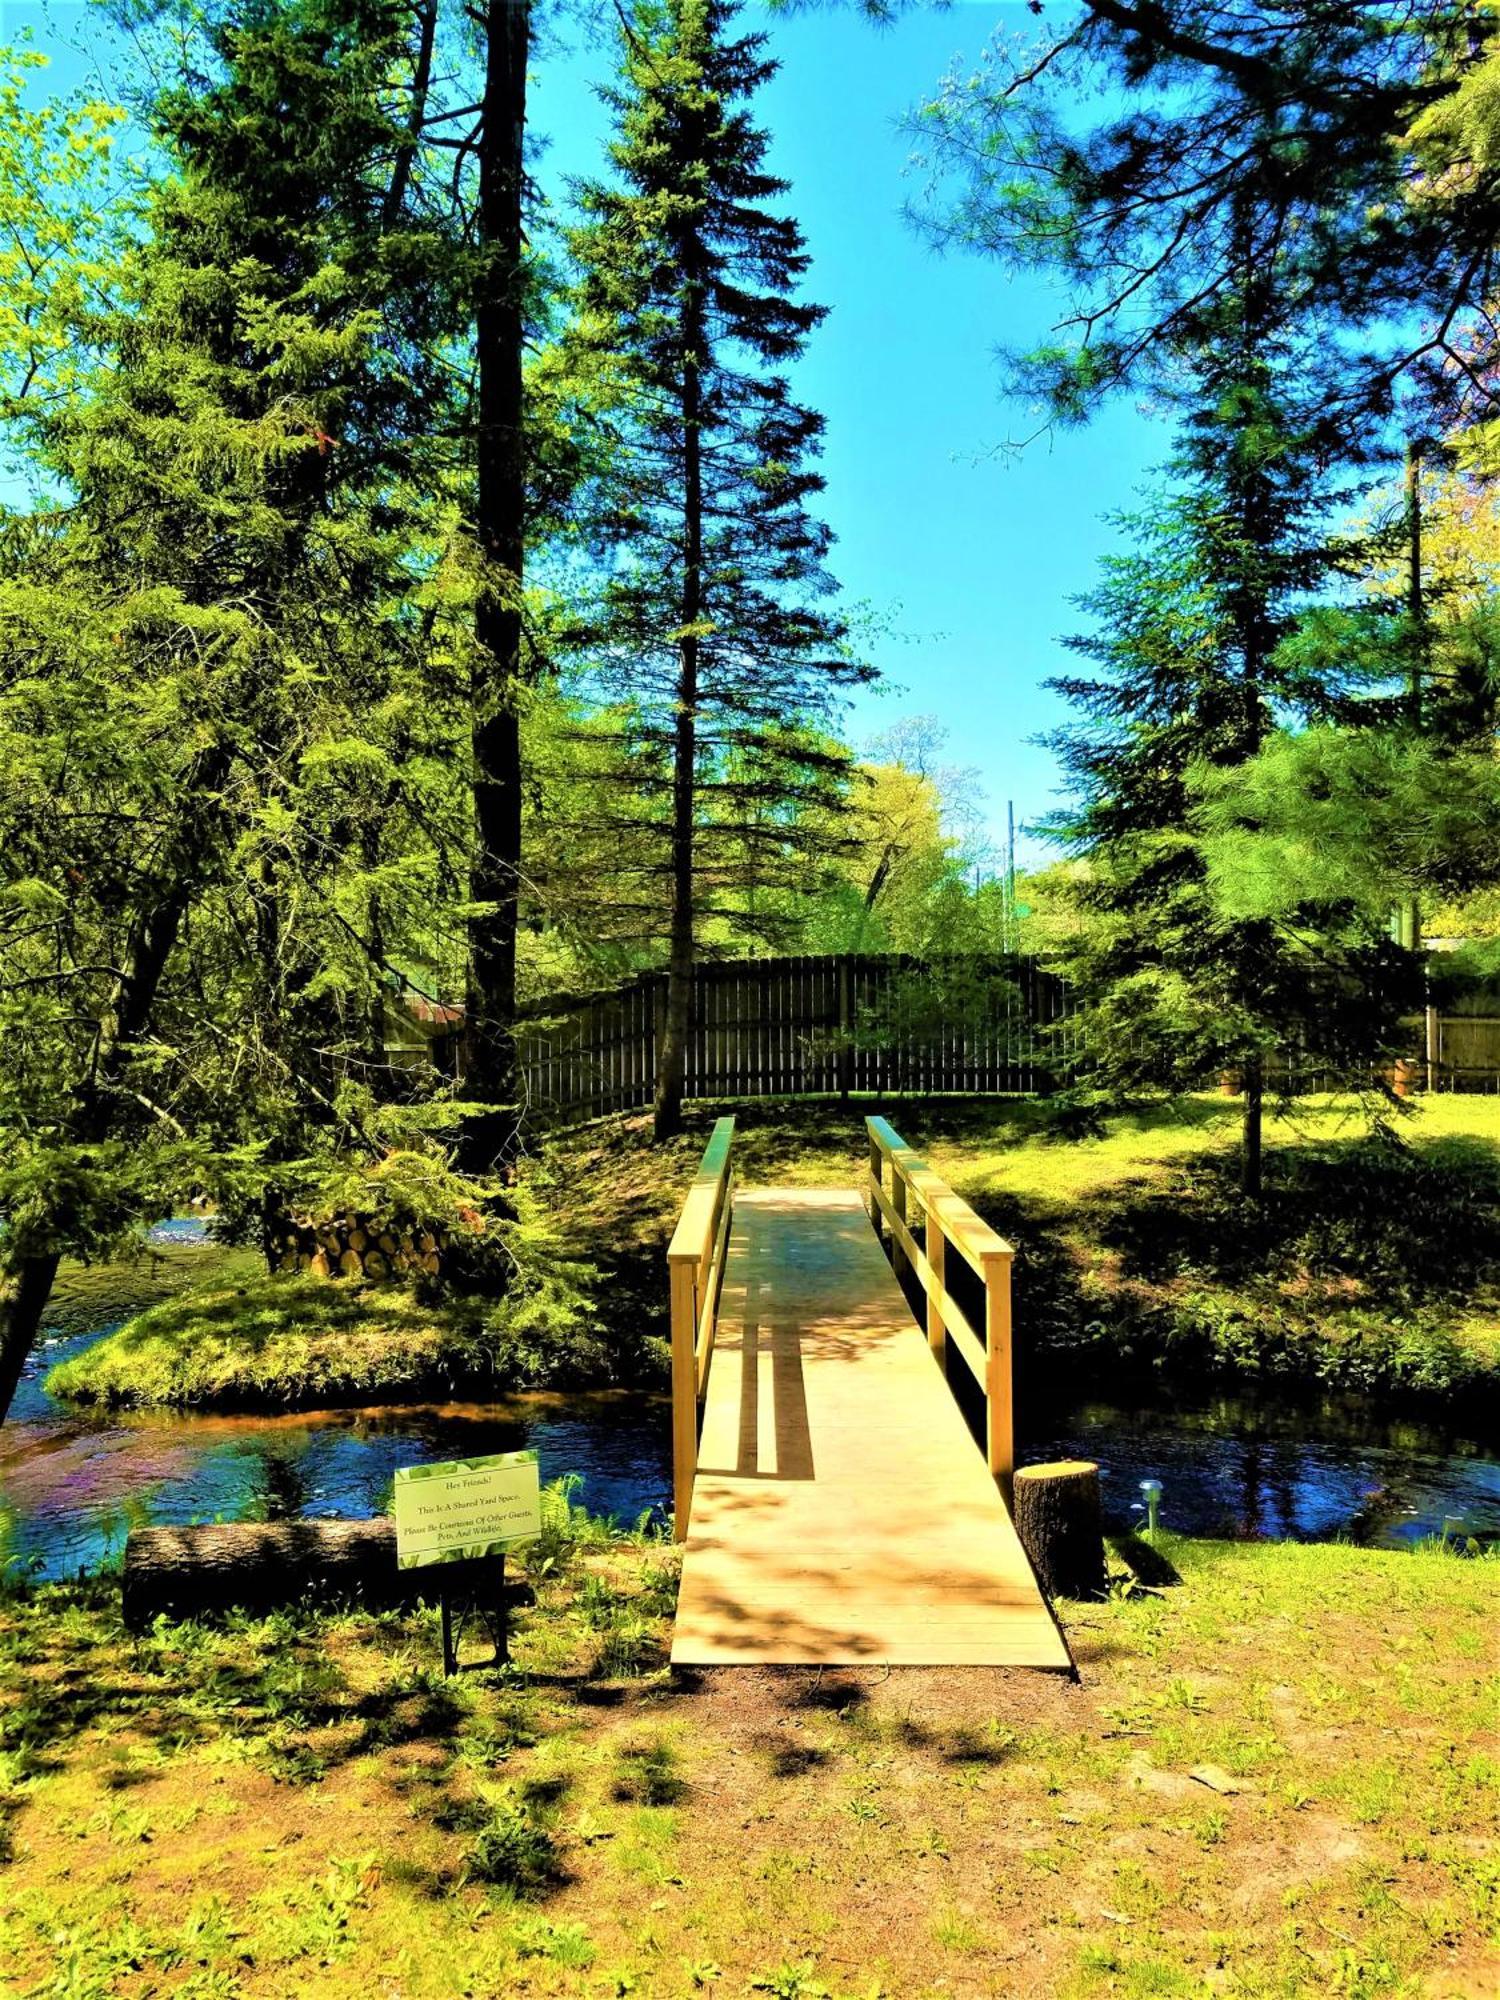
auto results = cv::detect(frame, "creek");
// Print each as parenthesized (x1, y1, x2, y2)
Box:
(2, 1231, 1496, 1578)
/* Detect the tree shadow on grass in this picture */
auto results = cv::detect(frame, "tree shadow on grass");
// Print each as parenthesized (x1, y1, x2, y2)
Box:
(1093, 1134, 1500, 1305)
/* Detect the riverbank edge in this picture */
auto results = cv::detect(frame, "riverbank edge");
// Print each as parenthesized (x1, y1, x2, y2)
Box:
(41, 1259, 1500, 1425)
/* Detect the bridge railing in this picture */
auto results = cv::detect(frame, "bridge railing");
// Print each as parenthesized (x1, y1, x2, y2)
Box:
(666, 1116, 736, 1539)
(865, 1115, 1015, 1503)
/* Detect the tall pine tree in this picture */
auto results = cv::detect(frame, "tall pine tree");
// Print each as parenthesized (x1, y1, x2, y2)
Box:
(1049, 301, 1413, 1191)
(562, 0, 871, 1138)
(0, 0, 468, 1424)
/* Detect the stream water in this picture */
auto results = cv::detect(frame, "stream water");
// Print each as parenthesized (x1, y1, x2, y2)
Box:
(2, 1231, 1497, 1578)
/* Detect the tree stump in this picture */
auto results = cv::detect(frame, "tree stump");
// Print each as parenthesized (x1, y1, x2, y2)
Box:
(1013, 1460, 1108, 1602)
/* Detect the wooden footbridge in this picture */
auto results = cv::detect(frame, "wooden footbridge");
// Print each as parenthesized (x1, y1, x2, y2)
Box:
(666, 1118, 1071, 1670)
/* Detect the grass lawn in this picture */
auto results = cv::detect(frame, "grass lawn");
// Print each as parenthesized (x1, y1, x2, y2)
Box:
(0, 1516, 1495, 1999)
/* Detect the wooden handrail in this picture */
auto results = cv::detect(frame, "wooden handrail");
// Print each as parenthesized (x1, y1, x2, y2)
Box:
(667, 1116, 736, 1540)
(865, 1115, 1015, 1503)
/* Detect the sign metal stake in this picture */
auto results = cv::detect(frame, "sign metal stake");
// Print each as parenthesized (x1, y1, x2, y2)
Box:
(439, 1553, 509, 1676)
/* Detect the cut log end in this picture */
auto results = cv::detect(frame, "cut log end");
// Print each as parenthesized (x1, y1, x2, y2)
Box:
(1013, 1459, 1108, 1603)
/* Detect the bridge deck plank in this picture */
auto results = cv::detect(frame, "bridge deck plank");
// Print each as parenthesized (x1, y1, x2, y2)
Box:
(671, 1188, 1071, 1670)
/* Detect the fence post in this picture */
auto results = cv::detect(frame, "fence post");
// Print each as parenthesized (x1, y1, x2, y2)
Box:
(983, 1248, 1014, 1508)
(1426, 1002, 1440, 1093)
(926, 1211, 946, 1369)
(670, 1256, 698, 1542)
(891, 1161, 908, 1281)
(866, 1128, 882, 1234)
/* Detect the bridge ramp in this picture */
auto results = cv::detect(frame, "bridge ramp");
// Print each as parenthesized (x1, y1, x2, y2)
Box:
(671, 1188, 1071, 1670)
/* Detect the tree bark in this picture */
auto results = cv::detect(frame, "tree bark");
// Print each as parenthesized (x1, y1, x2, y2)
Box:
(462, 0, 530, 1176)
(1241, 1049, 1264, 1198)
(652, 227, 706, 1141)
(1013, 1460, 1108, 1602)
(383, 0, 438, 231)
(0, 1253, 63, 1430)
(1398, 437, 1424, 954)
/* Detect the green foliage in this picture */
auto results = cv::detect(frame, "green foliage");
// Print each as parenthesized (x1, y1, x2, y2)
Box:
(1195, 726, 1500, 922)
(1022, 1125, 1500, 1401)
(907, 3, 1461, 448)
(0, 0, 479, 1411)
(1040, 332, 1415, 1145)
(555, 0, 871, 966)
(463, 1791, 563, 1893)
(0, 47, 126, 424)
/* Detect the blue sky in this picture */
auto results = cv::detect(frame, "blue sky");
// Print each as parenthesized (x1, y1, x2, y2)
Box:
(3, 0, 1168, 867)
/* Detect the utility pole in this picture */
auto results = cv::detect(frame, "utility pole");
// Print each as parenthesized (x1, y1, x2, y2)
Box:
(1005, 799, 1017, 955)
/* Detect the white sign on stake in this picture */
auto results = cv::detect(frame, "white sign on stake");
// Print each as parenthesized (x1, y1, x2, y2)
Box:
(392, 1450, 541, 1570)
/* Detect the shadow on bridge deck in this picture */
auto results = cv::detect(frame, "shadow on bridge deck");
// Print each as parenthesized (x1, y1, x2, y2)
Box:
(670, 1188, 1072, 1671)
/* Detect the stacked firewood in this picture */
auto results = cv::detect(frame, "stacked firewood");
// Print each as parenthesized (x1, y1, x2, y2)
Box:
(275, 1213, 449, 1282)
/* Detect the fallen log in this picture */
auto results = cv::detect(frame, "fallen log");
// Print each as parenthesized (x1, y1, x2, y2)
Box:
(121, 1519, 526, 1631)
(1013, 1459, 1108, 1603)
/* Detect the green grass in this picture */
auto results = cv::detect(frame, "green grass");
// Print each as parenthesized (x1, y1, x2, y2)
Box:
(45, 1092, 1500, 1413)
(0, 1529, 1494, 1998)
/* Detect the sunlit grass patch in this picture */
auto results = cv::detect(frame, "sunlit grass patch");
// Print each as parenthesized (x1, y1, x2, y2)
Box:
(0, 1513, 1494, 1996)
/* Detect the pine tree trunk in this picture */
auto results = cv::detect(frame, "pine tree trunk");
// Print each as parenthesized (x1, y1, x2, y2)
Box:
(383, 0, 437, 229)
(1398, 438, 1424, 955)
(463, 0, 530, 1176)
(1242, 1051, 1264, 1198)
(652, 240, 706, 1142)
(0, 1253, 63, 1432)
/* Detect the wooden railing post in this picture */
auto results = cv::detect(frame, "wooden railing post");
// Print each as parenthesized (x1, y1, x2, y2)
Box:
(666, 1115, 736, 1544)
(867, 1128, 882, 1234)
(891, 1159, 908, 1281)
(984, 1248, 1014, 1506)
(926, 1210, 946, 1368)
(670, 1254, 698, 1542)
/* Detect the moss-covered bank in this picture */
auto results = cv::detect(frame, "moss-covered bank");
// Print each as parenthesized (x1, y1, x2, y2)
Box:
(44, 1264, 625, 1412)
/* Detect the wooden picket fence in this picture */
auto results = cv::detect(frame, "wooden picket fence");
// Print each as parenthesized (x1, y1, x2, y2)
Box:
(515, 953, 1080, 1124)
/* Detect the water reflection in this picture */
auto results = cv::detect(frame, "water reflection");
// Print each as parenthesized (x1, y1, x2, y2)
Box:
(2, 1373, 675, 1578)
(1022, 1390, 1500, 1549)
(1, 1244, 1498, 1578)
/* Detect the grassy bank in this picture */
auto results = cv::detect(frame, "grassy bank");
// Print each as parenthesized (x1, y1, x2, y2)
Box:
(45, 1093, 1500, 1414)
(44, 1274, 495, 1411)
(0, 1522, 1494, 1998)
(42, 1260, 628, 1413)
(546, 1091, 1500, 1410)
